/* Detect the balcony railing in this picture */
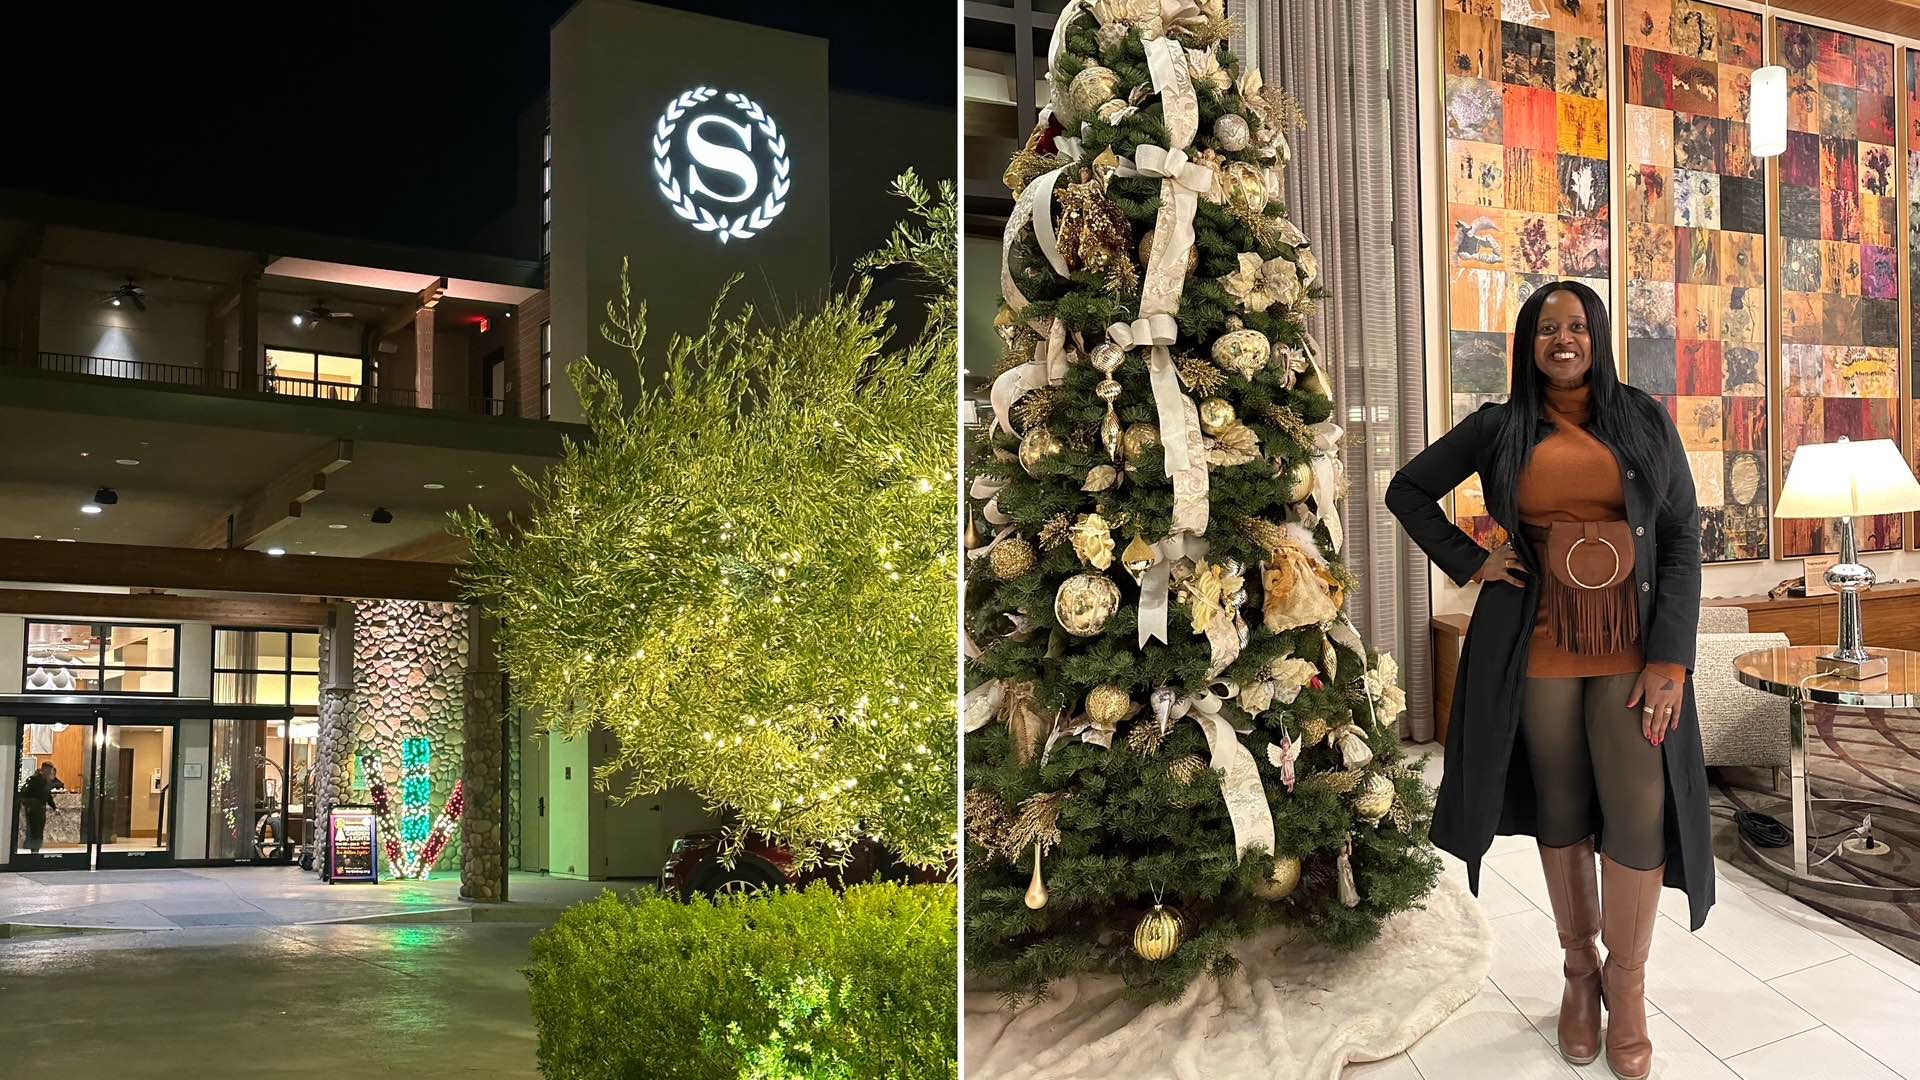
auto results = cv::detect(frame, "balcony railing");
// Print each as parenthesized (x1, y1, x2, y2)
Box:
(19, 351, 509, 418)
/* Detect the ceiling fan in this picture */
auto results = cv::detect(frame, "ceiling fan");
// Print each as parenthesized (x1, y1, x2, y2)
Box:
(293, 298, 356, 328)
(103, 278, 147, 311)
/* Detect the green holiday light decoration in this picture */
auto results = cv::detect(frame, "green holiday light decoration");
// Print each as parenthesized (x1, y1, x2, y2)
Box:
(401, 737, 433, 850)
(365, 743, 465, 880)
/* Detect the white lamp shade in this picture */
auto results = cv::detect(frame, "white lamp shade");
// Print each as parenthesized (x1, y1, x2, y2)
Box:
(1750, 65, 1787, 158)
(1774, 438, 1920, 518)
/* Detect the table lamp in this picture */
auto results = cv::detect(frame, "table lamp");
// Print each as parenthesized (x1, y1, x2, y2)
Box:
(1773, 437, 1920, 679)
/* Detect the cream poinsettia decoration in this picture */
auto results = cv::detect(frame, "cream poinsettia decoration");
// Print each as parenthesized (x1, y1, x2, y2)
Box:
(1365, 652, 1408, 726)
(1220, 252, 1303, 313)
(1187, 47, 1230, 93)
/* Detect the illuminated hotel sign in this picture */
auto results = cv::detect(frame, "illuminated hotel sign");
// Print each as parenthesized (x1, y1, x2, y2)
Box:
(653, 87, 791, 243)
(327, 806, 379, 884)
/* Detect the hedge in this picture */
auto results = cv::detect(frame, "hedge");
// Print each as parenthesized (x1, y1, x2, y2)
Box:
(526, 882, 957, 1079)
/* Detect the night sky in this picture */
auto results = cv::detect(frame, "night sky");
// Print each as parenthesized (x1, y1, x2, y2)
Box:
(2, 1, 952, 260)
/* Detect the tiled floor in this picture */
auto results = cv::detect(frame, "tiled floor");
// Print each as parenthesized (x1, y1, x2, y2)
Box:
(1349, 747, 1920, 1080)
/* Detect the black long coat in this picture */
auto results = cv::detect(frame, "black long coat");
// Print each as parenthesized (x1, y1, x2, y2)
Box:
(1386, 389, 1714, 930)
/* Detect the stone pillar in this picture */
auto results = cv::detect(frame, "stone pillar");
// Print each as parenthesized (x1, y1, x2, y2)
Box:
(506, 708, 522, 872)
(313, 685, 355, 875)
(414, 308, 436, 409)
(461, 611, 505, 900)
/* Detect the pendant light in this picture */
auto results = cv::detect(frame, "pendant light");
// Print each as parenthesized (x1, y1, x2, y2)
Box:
(1749, 5, 1786, 158)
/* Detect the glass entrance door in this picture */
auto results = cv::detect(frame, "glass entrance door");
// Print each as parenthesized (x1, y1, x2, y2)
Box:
(9, 718, 176, 870)
(11, 720, 94, 869)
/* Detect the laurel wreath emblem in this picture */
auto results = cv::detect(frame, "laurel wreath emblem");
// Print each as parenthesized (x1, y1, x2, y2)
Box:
(652, 87, 792, 243)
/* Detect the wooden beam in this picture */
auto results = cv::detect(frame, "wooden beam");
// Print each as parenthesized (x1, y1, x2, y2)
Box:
(365, 528, 471, 564)
(0, 539, 463, 601)
(0, 588, 331, 627)
(1774, 0, 1920, 36)
(221, 439, 354, 550)
(376, 275, 449, 339)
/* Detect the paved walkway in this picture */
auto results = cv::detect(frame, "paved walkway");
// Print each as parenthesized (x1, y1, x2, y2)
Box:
(0, 866, 619, 933)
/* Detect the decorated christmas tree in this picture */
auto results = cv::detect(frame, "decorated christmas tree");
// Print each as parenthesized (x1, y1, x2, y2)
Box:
(965, 0, 1439, 1003)
(456, 173, 958, 871)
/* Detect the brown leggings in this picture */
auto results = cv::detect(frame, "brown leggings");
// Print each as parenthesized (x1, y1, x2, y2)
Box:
(1521, 672, 1668, 870)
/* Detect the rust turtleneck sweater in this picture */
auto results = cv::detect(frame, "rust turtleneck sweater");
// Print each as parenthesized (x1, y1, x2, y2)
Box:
(1515, 381, 1687, 683)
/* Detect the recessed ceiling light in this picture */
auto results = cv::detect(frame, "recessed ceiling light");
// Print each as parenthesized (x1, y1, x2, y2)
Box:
(80, 504, 102, 515)
(266, 547, 286, 557)
(328, 523, 349, 530)
(475, 484, 485, 490)
(79, 451, 90, 458)
(423, 482, 445, 490)
(32, 534, 41, 539)
(56, 538, 76, 543)
(115, 458, 140, 466)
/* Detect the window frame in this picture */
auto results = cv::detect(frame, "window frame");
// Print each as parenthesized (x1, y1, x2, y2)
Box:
(540, 319, 553, 419)
(263, 345, 367, 403)
(22, 620, 182, 697)
(210, 626, 323, 716)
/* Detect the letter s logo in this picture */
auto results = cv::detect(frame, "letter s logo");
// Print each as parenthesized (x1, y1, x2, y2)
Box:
(685, 115, 757, 204)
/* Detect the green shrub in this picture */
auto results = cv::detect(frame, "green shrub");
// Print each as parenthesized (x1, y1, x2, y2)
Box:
(526, 882, 957, 1080)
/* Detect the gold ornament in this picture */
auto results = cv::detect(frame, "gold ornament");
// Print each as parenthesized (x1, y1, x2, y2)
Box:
(1176, 356, 1231, 396)
(1084, 684, 1132, 728)
(964, 789, 1012, 854)
(1168, 754, 1209, 784)
(1089, 341, 1126, 374)
(1211, 328, 1271, 380)
(988, 538, 1037, 580)
(1127, 718, 1169, 755)
(1180, 559, 1244, 635)
(1005, 682, 1053, 766)
(1055, 177, 1138, 293)
(1025, 845, 1049, 909)
(1337, 836, 1362, 908)
(1082, 464, 1119, 492)
(1206, 423, 1261, 467)
(1133, 903, 1185, 961)
(1065, 65, 1123, 125)
(1019, 427, 1064, 477)
(1197, 397, 1237, 435)
(1213, 112, 1251, 151)
(1137, 229, 1199, 275)
(1335, 725, 1374, 769)
(1121, 423, 1162, 461)
(1013, 384, 1060, 433)
(964, 514, 982, 550)
(1223, 161, 1269, 214)
(1261, 535, 1342, 633)
(1038, 513, 1075, 550)
(1354, 773, 1395, 825)
(1122, 534, 1158, 575)
(1007, 790, 1069, 857)
(1071, 512, 1116, 570)
(1279, 460, 1314, 503)
(1055, 572, 1123, 637)
(1253, 853, 1302, 900)
(1094, 98, 1133, 126)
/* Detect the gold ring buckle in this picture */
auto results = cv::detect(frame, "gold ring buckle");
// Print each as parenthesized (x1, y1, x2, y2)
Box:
(1564, 536, 1620, 590)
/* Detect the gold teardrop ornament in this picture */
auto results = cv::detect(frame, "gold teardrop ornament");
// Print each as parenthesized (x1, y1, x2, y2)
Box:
(1025, 846, 1049, 910)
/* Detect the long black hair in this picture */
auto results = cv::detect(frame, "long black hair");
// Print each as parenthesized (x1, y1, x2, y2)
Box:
(1486, 280, 1671, 515)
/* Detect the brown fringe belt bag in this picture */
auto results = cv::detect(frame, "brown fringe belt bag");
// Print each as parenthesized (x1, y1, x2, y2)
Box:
(1522, 521, 1639, 655)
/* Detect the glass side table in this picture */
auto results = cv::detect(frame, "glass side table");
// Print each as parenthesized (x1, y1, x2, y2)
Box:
(1734, 645, 1920, 902)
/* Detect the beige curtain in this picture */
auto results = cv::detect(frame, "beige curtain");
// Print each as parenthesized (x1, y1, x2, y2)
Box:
(1258, 0, 1435, 740)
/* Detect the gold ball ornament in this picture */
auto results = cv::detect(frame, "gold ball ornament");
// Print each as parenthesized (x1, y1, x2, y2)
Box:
(1089, 341, 1126, 374)
(1354, 772, 1395, 825)
(1084, 684, 1132, 728)
(1280, 460, 1314, 503)
(1094, 98, 1132, 126)
(1121, 423, 1162, 461)
(1019, 427, 1064, 477)
(1223, 161, 1269, 214)
(1055, 572, 1123, 637)
(988, 538, 1037, 580)
(1065, 66, 1123, 124)
(1137, 229, 1199, 275)
(1213, 112, 1251, 152)
(1133, 903, 1185, 961)
(1211, 328, 1271, 380)
(1198, 397, 1237, 436)
(1253, 854, 1303, 900)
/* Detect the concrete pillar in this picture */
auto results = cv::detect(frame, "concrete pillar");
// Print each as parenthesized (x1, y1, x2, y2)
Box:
(414, 308, 436, 409)
(460, 612, 507, 901)
(239, 273, 261, 392)
(2, 244, 43, 366)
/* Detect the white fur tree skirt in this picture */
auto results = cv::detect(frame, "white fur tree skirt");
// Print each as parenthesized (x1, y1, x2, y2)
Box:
(965, 871, 1492, 1079)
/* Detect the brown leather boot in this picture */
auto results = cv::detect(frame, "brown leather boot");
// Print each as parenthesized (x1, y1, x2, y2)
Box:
(1600, 854, 1665, 1080)
(1538, 838, 1604, 1065)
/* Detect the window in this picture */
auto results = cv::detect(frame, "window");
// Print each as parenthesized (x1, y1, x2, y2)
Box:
(213, 628, 321, 709)
(541, 128, 552, 260)
(265, 348, 364, 402)
(23, 622, 178, 695)
(540, 320, 553, 419)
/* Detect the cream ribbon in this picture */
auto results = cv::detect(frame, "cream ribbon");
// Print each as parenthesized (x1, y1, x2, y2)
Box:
(1137, 533, 1208, 647)
(1028, 166, 1074, 278)
(1307, 420, 1345, 553)
(989, 316, 1071, 437)
(970, 475, 1011, 526)
(1001, 166, 1070, 314)
(1142, 36, 1199, 149)
(1154, 683, 1277, 863)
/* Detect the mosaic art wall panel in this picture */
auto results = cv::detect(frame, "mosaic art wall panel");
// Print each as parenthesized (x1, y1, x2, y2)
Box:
(1774, 19, 1902, 556)
(1621, 0, 1770, 562)
(1443, 0, 1610, 546)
